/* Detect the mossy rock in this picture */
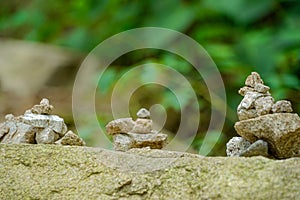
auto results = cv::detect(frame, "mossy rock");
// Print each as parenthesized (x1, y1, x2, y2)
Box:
(0, 144, 299, 199)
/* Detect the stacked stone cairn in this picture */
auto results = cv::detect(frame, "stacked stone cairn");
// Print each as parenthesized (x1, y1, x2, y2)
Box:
(0, 98, 85, 146)
(106, 108, 168, 151)
(226, 72, 300, 159)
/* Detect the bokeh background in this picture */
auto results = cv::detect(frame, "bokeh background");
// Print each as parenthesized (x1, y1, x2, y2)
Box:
(0, 0, 299, 155)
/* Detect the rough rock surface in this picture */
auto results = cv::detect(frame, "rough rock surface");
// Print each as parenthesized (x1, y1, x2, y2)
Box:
(106, 118, 135, 135)
(113, 132, 168, 151)
(131, 118, 153, 133)
(234, 113, 300, 158)
(0, 98, 85, 146)
(226, 137, 251, 156)
(106, 109, 168, 151)
(0, 144, 299, 199)
(226, 137, 269, 157)
(54, 131, 85, 146)
(272, 100, 293, 113)
(239, 140, 269, 157)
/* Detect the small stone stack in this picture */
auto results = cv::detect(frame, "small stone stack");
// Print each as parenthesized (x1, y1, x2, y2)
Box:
(226, 72, 300, 159)
(106, 108, 168, 151)
(0, 98, 85, 146)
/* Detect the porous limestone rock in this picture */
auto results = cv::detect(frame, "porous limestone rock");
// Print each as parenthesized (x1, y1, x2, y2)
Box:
(131, 118, 153, 133)
(245, 72, 263, 87)
(54, 131, 85, 146)
(106, 108, 168, 151)
(226, 137, 251, 157)
(226, 137, 269, 157)
(106, 118, 135, 135)
(254, 96, 274, 116)
(0, 98, 85, 146)
(254, 83, 270, 93)
(272, 100, 293, 113)
(30, 98, 53, 114)
(1, 144, 300, 199)
(234, 113, 300, 158)
(113, 134, 134, 151)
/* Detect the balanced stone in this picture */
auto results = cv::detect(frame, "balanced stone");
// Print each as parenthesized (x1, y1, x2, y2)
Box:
(254, 83, 270, 93)
(245, 72, 263, 87)
(54, 131, 86, 146)
(136, 108, 150, 119)
(36, 127, 59, 144)
(254, 96, 274, 116)
(239, 140, 269, 157)
(234, 113, 300, 158)
(30, 98, 53, 115)
(238, 86, 255, 96)
(226, 137, 251, 157)
(226, 137, 269, 157)
(21, 114, 67, 136)
(106, 118, 135, 135)
(0, 98, 85, 146)
(113, 132, 167, 151)
(272, 100, 293, 113)
(1, 122, 35, 144)
(106, 108, 168, 151)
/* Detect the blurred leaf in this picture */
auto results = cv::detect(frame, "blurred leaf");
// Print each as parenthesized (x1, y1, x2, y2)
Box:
(143, 1, 195, 31)
(98, 68, 117, 94)
(282, 74, 300, 89)
(203, 0, 273, 24)
(198, 131, 225, 156)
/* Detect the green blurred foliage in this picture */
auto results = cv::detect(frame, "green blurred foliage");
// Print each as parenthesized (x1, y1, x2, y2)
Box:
(1, 0, 300, 155)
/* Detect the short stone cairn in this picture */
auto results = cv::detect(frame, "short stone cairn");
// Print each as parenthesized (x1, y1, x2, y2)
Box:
(0, 98, 85, 146)
(106, 108, 168, 151)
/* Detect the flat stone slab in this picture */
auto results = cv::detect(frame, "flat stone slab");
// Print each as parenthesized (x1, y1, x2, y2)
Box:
(0, 144, 299, 199)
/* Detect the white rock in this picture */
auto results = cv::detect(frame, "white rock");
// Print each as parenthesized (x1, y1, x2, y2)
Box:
(226, 137, 251, 157)
(36, 127, 59, 144)
(137, 108, 150, 118)
(1, 122, 35, 144)
(21, 114, 67, 136)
